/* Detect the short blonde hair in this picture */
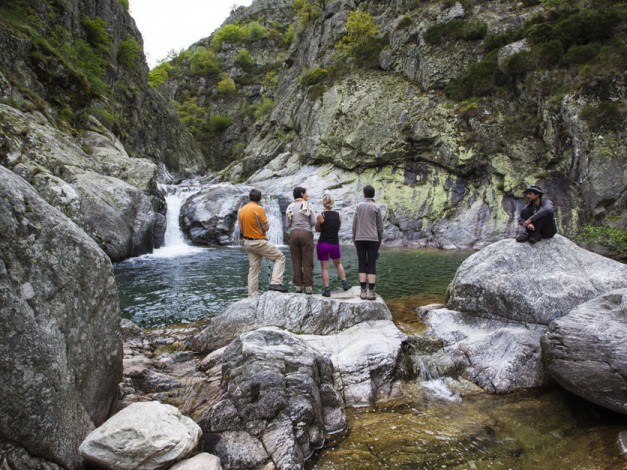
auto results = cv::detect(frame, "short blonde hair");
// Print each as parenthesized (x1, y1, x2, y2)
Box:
(321, 193, 334, 210)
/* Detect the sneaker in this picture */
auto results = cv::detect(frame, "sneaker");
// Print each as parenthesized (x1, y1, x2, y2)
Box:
(322, 287, 331, 297)
(366, 289, 376, 300)
(516, 233, 529, 242)
(269, 284, 288, 293)
(360, 288, 367, 300)
(305, 286, 313, 295)
(341, 279, 351, 291)
(294, 286, 303, 293)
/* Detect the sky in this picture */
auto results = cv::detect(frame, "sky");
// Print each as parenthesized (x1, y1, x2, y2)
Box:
(130, 0, 255, 68)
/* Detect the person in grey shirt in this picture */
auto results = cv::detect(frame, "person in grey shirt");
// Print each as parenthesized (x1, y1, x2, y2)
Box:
(286, 186, 316, 294)
(352, 185, 384, 300)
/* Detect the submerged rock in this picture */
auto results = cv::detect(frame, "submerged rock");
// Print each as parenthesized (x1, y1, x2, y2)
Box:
(541, 289, 627, 415)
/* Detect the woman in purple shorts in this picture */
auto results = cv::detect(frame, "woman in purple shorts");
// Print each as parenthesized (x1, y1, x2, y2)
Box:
(315, 194, 351, 297)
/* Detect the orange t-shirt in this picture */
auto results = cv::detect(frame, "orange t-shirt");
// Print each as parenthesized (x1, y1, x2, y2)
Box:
(238, 201, 268, 239)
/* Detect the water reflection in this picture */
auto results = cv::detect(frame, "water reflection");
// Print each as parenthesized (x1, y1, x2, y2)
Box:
(114, 246, 471, 328)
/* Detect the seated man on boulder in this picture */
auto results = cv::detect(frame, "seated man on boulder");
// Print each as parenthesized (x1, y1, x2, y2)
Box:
(516, 185, 557, 243)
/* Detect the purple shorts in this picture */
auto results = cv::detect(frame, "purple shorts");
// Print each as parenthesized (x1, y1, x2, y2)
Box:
(317, 242, 341, 261)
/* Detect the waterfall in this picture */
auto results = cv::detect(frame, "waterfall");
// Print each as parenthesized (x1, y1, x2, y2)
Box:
(415, 357, 461, 402)
(151, 184, 203, 258)
(232, 196, 284, 247)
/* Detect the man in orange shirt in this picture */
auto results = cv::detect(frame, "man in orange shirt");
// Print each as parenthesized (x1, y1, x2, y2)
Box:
(238, 188, 287, 296)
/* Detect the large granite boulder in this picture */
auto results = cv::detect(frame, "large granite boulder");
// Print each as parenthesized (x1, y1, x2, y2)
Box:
(0, 166, 123, 468)
(541, 289, 627, 415)
(191, 288, 393, 353)
(200, 327, 345, 469)
(181, 183, 250, 246)
(421, 235, 627, 393)
(79, 401, 202, 469)
(446, 235, 627, 324)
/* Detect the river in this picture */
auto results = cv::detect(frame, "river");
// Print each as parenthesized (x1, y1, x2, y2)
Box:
(113, 185, 625, 469)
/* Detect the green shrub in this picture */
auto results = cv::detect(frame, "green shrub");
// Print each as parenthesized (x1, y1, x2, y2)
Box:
(445, 59, 508, 100)
(211, 24, 247, 50)
(396, 16, 413, 30)
(502, 51, 535, 77)
(117, 37, 142, 71)
(209, 113, 233, 132)
(71, 40, 108, 95)
(119, 0, 129, 11)
(217, 74, 236, 94)
(234, 48, 254, 70)
(300, 67, 329, 86)
(580, 101, 625, 132)
(148, 62, 172, 88)
(295, 0, 324, 30)
(83, 17, 111, 52)
(283, 24, 295, 45)
(562, 43, 601, 65)
(246, 21, 268, 41)
(177, 96, 207, 136)
(253, 97, 274, 120)
(336, 10, 385, 67)
(575, 225, 627, 256)
(424, 19, 487, 45)
(190, 49, 220, 75)
(535, 39, 564, 67)
(262, 70, 279, 92)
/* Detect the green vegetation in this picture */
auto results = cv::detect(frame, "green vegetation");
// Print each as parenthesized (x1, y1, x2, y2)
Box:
(117, 37, 142, 71)
(299, 67, 329, 86)
(83, 17, 111, 52)
(148, 62, 172, 88)
(575, 225, 627, 256)
(235, 48, 254, 70)
(209, 113, 233, 132)
(217, 74, 237, 94)
(336, 10, 385, 67)
(119, 0, 129, 11)
(253, 97, 274, 120)
(424, 19, 487, 45)
(211, 21, 269, 50)
(189, 49, 220, 75)
(247, 21, 268, 41)
(294, 0, 324, 31)
(176, 96, 207, 137)
(283, 24, 295, 45)
(580, 102, 625, 132)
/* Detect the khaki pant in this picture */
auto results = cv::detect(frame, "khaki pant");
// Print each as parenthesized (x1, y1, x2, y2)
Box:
(244, 239, 286, 297)
(289, 230, 314, 288)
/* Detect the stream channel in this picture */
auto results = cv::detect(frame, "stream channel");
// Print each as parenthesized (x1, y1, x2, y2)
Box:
(113, 185, 625, 469)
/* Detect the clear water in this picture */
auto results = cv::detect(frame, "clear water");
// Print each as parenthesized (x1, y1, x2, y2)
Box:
(113, 246, 471, 328)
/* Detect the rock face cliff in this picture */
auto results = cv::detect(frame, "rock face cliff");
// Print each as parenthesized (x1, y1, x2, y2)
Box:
(0, 0, 206, 260)
(159, 0, 625, 253)
(0, 166, 123, 468)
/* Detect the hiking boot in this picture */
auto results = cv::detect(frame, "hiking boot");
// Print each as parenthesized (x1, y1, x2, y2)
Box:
(322, 287, 331, 297)
(360, 288, 367, 300)
(294, 285, 303, 293)
(366, 288, 377, 300)
(305, 286, 313, 295)
(528, 234, 542, 244)
(516, 232, 529, 242)
(341, 279, 351, 291)
(269, 284, 288, 293)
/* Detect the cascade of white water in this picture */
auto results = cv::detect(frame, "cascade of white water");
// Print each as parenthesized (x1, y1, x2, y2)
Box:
(231, 197, 284, 247)
(151, 184, 203, 258)
(415, 357, 461, 402)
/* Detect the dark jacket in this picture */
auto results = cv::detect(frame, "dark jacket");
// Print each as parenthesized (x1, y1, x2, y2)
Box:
(518, 198, 555, 226)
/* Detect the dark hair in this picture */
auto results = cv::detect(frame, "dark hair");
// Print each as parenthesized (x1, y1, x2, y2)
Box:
(363, 185, 375, 198)
(249, 188, 262, 202)
(524, 185, 544, 196)
(293, 186, 306, 199)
